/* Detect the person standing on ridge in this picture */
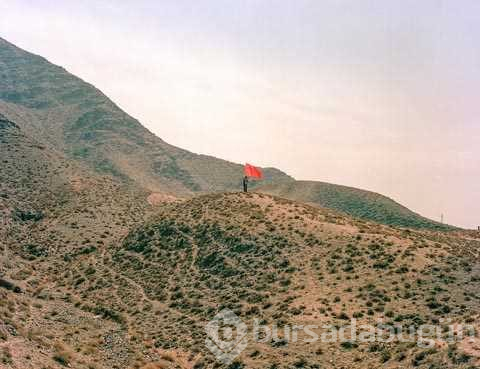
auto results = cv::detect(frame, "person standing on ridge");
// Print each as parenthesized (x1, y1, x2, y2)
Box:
(243, 176, 249, 192)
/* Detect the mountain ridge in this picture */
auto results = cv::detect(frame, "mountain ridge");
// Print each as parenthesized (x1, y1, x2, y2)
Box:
(258, 180, 453, 231)
(0, 36, 455, 230)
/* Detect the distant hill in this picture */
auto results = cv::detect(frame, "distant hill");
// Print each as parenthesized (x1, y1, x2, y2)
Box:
(0, 36, 455, 230)
(0, 37, 291, 195)
(259, 181, 454, 230)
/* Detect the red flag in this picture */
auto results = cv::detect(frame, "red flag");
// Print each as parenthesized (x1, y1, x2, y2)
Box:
(244, 163, 263, 179)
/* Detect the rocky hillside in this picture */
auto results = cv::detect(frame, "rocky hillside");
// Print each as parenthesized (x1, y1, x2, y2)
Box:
(112, 192, 479, 368)
(0, 113, 155, 368)
(2, 161, 479, 369)
(0, 112, 477, 369)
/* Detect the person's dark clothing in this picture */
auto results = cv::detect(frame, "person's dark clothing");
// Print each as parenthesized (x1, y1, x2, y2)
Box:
(243, 176, 249, 192)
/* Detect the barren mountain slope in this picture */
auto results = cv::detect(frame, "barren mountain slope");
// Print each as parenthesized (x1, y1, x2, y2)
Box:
(0, 114, 155, 368)
(1, 34, 478, 369)
(112, 192, 480, 369)
(0, 37, 291, 196)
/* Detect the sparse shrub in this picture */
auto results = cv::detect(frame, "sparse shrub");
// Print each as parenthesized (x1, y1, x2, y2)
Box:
(53, 342, 73, 366)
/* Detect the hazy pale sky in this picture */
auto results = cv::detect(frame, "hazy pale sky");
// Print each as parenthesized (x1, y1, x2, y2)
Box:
(1, 0, 479, 228)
